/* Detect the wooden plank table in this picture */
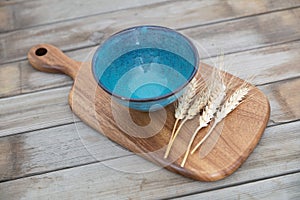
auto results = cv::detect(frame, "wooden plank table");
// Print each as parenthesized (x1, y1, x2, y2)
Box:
(0, 0, 299, 199)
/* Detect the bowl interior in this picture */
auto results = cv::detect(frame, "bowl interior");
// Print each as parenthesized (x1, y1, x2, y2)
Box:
(92, 26, 198, 101)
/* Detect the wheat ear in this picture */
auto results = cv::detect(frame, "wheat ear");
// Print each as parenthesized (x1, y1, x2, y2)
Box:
(164, 87, 209, 158)
(175, 78, 200, 120)
(164, 78, 200, 158)
(180, 79, 226, 167)
(191, 86, 250, 154)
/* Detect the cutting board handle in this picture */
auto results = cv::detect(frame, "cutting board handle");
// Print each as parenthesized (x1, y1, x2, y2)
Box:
(27, 44, 81, 79)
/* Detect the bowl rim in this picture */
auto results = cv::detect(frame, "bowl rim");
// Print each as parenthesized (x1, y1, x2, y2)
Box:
(92, 25, 199, 102)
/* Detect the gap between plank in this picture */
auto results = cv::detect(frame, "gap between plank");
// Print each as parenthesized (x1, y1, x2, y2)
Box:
(2, 37, 300, 67)
(0, 154, 134, 183)
(1, 6, 300, 65)
(267, 118, 300, 128)
(166, 170, 300, 200)
(0, 1, 299, 194)
(0, 0, 176, 34)
(0, 0, 36, 7)
(2, 2, 299, 35)
(0, 115, 299, 183)
(0, 121, 75, 139)
(1, 38, 299, 100)
(256, 75, 300, 87)
(177, 5, 300, 31)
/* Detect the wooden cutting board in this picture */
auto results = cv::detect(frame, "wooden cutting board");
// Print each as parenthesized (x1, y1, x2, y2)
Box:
(28, 44, 270, 181)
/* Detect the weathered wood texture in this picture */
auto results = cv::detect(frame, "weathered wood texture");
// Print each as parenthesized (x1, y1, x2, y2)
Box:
(0, 86, 74, 136)
(206, 41, 300, 85)
(0, 0, 167, 32)
(1, 2, 300, 64)
(0, 120, 299, 199)
(27, 43, 270, 181)
(0, 122, 131, 182)
(1, 40, 299, 181)
(1, 0, 299, 198)
(1, 76, 299, 137)
(0, 0, 34, 7)
(0, 47, 91, 98)
(1, 40, 300, 98)
(0, 103, 299, 183)
(178, 172, 300, 200)
(261, 78, 300, 125)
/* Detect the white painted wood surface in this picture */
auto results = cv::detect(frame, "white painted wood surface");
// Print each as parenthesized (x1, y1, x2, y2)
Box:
(178, 173, 300, 200)
(1, 118, 299, 195)
(0, 0, 168, 32)
(0, 121, 299, 199)
(1, 1, 300, 64)
(1, 40, 300, 98)
(0, 0, 299, 199)
(1, 77, 299, 137)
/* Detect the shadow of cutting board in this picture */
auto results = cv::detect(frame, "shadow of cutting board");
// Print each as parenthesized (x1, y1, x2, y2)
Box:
(28, 44, 270, 181)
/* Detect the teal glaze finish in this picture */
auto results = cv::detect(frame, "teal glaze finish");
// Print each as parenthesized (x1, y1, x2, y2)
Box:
(92, 26, 199, 111)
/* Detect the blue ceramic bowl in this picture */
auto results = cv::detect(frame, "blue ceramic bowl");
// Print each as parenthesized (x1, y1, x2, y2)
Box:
(92, 26, 199, 111)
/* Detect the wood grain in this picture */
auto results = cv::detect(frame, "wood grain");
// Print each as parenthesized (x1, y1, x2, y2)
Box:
(0, 47, 91, 98)
(0, 120, 299, 199)
(182, 7, 300, 58)
(1, 3, 300, 64)
(25, 44, 270, 181)
(261, 78, 300, 125)
(0, 107, 299, 184)
(0, 0, 167, 32)
(0, 0, 33, 6)
(27, 44, 81, 78)
(177, 173, 300, 200)
(205, 40, 300, 86)
(0, 0, 298, 198)
(0, 122, 131, 182)
(2, 40, 300, 98)
(1, 74, 299, 138)
(0, 86, 74, 136)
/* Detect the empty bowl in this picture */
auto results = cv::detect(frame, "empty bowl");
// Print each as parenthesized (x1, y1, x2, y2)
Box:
(92, 25, 199, 111)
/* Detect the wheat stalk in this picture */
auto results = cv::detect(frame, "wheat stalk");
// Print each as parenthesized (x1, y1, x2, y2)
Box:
(164, 69, 219, 159)
(180, 78, 226, 167)
(164, 86, 209, 158)
(191, 86, 250, 154)
(164, 78, 201, 158)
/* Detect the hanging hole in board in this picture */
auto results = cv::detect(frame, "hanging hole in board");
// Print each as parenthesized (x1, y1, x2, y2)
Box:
(35, 48, 47, 56)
